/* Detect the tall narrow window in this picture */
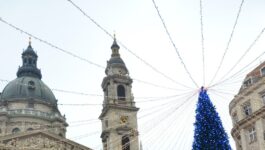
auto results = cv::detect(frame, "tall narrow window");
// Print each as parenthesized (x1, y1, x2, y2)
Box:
(262, 95, 265, 105)
(261, 67, 265, 76)
(243, 103, 252, 116)
(117, 85, 125, 100)
(28, 58, 32, 65)
(105, 120, 108, 128)
(122, 136, 130, 150)
(248, 126, 256, 143)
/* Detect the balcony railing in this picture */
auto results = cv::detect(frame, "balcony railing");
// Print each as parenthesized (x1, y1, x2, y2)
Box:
(0, 108, 64, 121)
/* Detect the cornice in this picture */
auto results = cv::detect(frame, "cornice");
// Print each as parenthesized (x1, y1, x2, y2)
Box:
(99, 104, 139, 119)
(231, 105, 265, 137)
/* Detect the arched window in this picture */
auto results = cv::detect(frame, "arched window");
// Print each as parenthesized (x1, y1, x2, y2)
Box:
(12, 128, 20, 134)
(27, 128, 33, 131)
(33, 59, 36, 66)
(117, 85, 126, 100)
(28, 58, 32, 65)
(122, 136, 130, 150)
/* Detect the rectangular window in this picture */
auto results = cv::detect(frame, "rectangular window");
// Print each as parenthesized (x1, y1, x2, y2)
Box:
(105, 120, 108, 128)
(262, 95, 265, 105)
(248, 127, 257, 143)
(243, 103, 252, 116)
(261, 67, 265, 76)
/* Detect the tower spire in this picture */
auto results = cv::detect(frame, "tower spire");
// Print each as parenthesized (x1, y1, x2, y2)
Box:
(29, 37, 32, 46)
(111, 34, 120, 57)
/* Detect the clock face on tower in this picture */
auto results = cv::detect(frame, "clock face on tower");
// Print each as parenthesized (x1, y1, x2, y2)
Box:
(120, 116, 128, 124)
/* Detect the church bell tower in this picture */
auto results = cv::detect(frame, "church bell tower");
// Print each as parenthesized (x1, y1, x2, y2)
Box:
(99, 37, 140, 150)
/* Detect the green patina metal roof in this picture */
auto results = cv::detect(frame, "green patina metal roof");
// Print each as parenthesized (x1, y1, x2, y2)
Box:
(0, 76, 57, 104)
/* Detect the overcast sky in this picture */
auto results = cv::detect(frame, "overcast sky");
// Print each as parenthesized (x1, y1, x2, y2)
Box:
(0, 0, 265, 149)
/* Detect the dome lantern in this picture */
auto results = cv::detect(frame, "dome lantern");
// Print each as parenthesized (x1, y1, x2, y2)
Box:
(17, 38, 42, 79)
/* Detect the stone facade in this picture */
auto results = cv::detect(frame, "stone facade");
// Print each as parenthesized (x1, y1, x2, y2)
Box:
(99, 38, 140, 150)
(230, 62, 265, 150)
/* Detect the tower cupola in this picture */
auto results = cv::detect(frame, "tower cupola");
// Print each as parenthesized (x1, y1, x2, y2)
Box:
(111, 36, 120, 57)
(17, 38, 42, 79)
(105, 36, 128, 75)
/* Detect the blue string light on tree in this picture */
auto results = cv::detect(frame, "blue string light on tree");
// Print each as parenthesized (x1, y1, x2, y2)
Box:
(192, 87, 231, 150)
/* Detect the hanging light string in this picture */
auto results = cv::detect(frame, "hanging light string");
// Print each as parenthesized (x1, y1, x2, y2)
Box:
(96, 92, 196, 150)
(2, 91, 232, 149)
(66, 0, 112, 38)
(151, 0, 199, 88)
(209, 69, 246, 88)
(209, 0, 245, 86)
(139, 92, 197, 149)
(138, 90, 197, 119)
(1, 95, 185, 129)
(130, 77, 193, 91)
(0, 92, 196, 129)
(199, 0, 206, 86)
(58, 91, 193, 106)
(0, 98, 185, 138)
(0, 17, 192, 91)
(169, 104, 195, 149)
(209, 44, 265, 89)
(209, 72, 244, 88)
(0, 78, 194, 106)
(209, 73, 245, 89)
(87, 93, 193, 149)
(0, 17, 105, 69)
(4, 98, 193, 150)
(143, 94, 195, 150)
(139, 91, 197, 128)
(66, 0, 191, 90)
(210, 88, 265, 103)
(211, 27, 265, 88)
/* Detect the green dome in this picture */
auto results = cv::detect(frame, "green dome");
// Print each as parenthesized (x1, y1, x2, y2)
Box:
(0, 76, 57, 105)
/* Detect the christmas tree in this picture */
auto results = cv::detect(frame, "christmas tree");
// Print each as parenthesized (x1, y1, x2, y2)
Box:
(192, 87, 231, 150)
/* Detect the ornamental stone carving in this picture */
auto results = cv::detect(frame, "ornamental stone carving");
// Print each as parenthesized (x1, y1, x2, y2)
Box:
(0, 132, 89, 150)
